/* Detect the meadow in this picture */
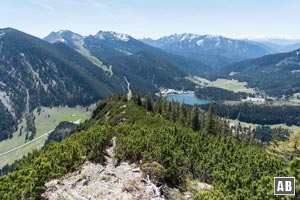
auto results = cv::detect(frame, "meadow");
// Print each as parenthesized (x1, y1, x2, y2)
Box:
(0, 105, 92, 168)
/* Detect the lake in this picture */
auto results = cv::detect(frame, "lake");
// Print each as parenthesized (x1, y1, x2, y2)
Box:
(166, 93, 210, 105)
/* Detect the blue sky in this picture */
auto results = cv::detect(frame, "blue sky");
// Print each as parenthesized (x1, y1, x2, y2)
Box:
(1, 0, 299, 39)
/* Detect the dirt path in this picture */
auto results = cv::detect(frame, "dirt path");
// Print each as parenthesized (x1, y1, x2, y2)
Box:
(105, 136, 116, 166)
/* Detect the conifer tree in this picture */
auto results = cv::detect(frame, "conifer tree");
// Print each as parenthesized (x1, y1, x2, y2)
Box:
(205, 103, 216, 135)
(145, 92, 153, 112)
(191, 104, 200, 131)
(132, 92, 142, 106)
(155, 93, 163, 114)
(267, 130, 300, 164)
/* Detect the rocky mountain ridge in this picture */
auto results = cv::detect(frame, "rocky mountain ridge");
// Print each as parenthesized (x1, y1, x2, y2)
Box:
(142, 33, 271, 68)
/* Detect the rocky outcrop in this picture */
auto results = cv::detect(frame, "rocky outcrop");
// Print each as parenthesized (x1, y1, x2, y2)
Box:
(42, 161, 165, 200)
(42, 137, 165, 199)
(41, 137, 211, 200)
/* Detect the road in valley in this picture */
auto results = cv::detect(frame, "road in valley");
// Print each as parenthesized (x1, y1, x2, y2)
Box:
(0, 129, 53, 157)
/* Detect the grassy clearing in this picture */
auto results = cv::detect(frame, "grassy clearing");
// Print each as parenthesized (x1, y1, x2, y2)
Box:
(75, 46, 113, 76)
(80, 51, 113, 76)
(284, 94, 300, 104)
(288, 99, 300, 104)
(208, 78, 255, 94)
(185, 76, 211, 87)
(33, 106, 91, 136)
(186, 76, 255, 94)
(229, 119, 300, 132)
(0, 105, 93, 168)
(0, 135, 47, 169)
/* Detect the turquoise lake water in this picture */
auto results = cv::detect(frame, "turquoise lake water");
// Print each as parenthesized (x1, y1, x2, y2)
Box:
(166, 93, 210, 105)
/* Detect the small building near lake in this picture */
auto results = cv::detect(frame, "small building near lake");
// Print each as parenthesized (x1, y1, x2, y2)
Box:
(241, 97, 265, 102)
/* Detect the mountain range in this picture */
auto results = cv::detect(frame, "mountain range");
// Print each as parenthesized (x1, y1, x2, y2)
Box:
(142, 33, 272, 68)
(44, 30, 212, 76)
(0, 28, 210, 141)
(1, 27, 300, 141)
(250, 39, 300, 54)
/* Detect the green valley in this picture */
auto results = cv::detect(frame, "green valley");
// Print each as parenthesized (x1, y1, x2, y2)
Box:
(0, 106, 92, 169)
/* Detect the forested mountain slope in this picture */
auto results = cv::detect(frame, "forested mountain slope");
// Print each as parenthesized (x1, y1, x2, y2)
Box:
(0, 28, 123, 141)
(219, 48, 300, 97)
(47, 30, 205, 91)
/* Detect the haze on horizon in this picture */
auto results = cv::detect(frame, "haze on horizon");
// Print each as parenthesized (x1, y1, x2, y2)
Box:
(1, 0, 300, 40)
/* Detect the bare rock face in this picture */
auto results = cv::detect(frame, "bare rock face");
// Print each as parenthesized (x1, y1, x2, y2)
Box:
(42, 137, 165, 200)
(42, 161, 162, 200)
(195, 182, 213, 191)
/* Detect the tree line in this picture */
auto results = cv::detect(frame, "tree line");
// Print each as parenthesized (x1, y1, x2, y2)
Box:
(195, 86, 250, 101)
(201, 102, 300, 126)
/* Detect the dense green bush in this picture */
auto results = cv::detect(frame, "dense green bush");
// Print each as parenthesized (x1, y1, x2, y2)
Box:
(0, 95, 296, 199)
(114, 124, 285, 198)
(0, 125, 113, 199)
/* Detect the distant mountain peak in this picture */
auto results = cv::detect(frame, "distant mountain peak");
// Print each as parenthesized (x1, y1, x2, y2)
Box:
(0, 27, 14, 32)
(155, 33, 229, 46)
(0, 28, 18, 37)
(178, 33, 198, 41)
(95, 31, 130, 42)
(56, 30, 82, 37)
(204, 34, 221, 40)
(44, 30, 83, 44)
(147, 33, 247, 48)
(57, 30, 69, 34)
